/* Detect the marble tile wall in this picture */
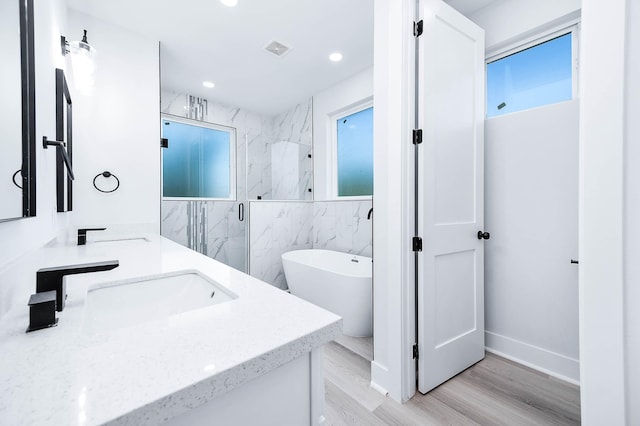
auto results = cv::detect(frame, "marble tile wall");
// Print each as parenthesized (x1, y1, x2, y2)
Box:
(161, 89, 265, 136)
(161, 200, 189, 248)
(269, 99, 313, 201)
(246, 133, 272, 200)
(312, 200, 373, 258)
(246, 98, 313, 200)
(249, 201, 313, 289)
(248, 199, 373, 289)
(266, 98, 313, 146)
(270, 141, 313, 200)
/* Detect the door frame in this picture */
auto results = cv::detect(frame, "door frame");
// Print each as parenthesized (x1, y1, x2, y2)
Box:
(371, 0, 418, 403)
(372, 0, 485, 403)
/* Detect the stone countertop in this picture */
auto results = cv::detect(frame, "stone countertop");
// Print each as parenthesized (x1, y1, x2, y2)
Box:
(0, 234, 341, 425)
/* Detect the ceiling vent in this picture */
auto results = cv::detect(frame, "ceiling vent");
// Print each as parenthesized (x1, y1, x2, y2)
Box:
(264, 40, 291, 57)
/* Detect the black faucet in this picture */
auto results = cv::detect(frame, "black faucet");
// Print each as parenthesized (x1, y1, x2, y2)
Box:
(77, 228, 107, 245)
(367, 208, 373, 220)
(36, 260, 119, 311)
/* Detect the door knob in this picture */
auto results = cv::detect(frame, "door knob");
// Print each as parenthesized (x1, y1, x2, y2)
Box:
(477, 231, 490, 240)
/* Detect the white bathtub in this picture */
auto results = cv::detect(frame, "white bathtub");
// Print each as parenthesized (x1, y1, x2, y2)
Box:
(282, 249, 372, 337)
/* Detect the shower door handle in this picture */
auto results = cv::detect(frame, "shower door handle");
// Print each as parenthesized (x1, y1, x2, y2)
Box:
(239, 203, 244, 222)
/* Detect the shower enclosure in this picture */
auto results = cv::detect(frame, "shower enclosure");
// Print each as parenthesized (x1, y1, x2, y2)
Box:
(160, 92, 313, 275)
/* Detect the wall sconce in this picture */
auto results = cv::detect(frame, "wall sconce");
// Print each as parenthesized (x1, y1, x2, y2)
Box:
(61, 30, 97, 95)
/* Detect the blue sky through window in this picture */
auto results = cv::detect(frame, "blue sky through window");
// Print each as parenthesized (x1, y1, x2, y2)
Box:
(487, 33, 572, 118)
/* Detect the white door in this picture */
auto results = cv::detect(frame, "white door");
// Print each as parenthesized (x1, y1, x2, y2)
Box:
(417, 0, 486, 393)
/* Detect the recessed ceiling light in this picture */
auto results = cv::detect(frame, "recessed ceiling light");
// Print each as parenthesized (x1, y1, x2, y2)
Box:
(203, 81, 215, 88)
(220, 0, 238, 7)
(329, 52, 343, 62)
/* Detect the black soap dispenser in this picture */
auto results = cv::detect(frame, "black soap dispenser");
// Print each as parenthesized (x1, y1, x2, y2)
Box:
(26, 290, 58, 332)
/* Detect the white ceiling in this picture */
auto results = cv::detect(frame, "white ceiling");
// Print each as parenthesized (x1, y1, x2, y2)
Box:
(66, 0, 495, 115)
(67, 0, 374, 115)
(445, 0, 498, 15)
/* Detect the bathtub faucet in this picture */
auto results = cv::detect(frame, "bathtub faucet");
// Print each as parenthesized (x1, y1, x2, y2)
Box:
(367, 208, 373, 220)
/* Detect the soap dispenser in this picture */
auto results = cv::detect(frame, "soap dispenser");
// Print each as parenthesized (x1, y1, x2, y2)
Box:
(26, 290, 58, 332)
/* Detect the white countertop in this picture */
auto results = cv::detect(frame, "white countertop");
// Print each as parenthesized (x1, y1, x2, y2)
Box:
(0, 234, 341, 425)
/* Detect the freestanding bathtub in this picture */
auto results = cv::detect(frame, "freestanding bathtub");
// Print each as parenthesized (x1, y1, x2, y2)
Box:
(282, 249, 372, 337)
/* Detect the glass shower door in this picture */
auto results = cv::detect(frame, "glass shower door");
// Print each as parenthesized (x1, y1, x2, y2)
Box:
(160, 112, 249, 273)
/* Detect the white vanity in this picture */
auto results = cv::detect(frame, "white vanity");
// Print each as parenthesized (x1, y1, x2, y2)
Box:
(0, 234, 341, 425)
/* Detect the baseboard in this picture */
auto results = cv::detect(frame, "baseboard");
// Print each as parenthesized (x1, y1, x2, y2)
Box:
(370, 361, 390, 396)
(485, 331, 580, 385)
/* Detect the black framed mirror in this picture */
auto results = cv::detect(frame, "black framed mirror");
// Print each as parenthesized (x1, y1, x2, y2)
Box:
(0, 0, 36, 222)
(56, 68, 73, 212)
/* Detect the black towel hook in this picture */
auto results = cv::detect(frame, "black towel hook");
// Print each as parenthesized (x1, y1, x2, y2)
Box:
(93, 171, 120, 193)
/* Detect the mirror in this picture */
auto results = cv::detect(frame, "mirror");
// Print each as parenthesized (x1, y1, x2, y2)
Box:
(55, 68, 73, 212)
(0, 0, 36, 221)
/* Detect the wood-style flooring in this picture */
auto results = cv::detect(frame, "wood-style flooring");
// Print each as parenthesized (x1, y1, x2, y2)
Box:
(333, 334, 374, 361)
(323, 340, 580, 426)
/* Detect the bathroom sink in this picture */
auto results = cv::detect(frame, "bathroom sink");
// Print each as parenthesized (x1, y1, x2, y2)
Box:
(83, 270, 237, 334)
(91, 237, 150, 245)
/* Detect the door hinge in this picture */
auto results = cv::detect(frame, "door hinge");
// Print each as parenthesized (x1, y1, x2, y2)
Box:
(160, 138, 169, 148)
(413, 344, 419, 360)
(412, 237, 422, 252)
(414, 20, 423, 37)
(413, 129, 423, 145)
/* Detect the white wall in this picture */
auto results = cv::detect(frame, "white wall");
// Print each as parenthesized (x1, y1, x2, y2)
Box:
(312, 67, 373, 201)
(469, 0, 581, 52)
(579, 0, 640, 423)
(579, 0, 627, 423)
(67, 10, 160, 230)
(1, 5, 161, 316)
(464, 0, 583, 382)
(624, 1, 640, 423)
(484, 101, 580, 382)
(0, 0, 72, 316)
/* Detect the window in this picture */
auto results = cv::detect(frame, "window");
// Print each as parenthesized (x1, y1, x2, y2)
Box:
(333, 104, 373, 197)
(486, 31, 575, 118)
(161, 116, 236, 199)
